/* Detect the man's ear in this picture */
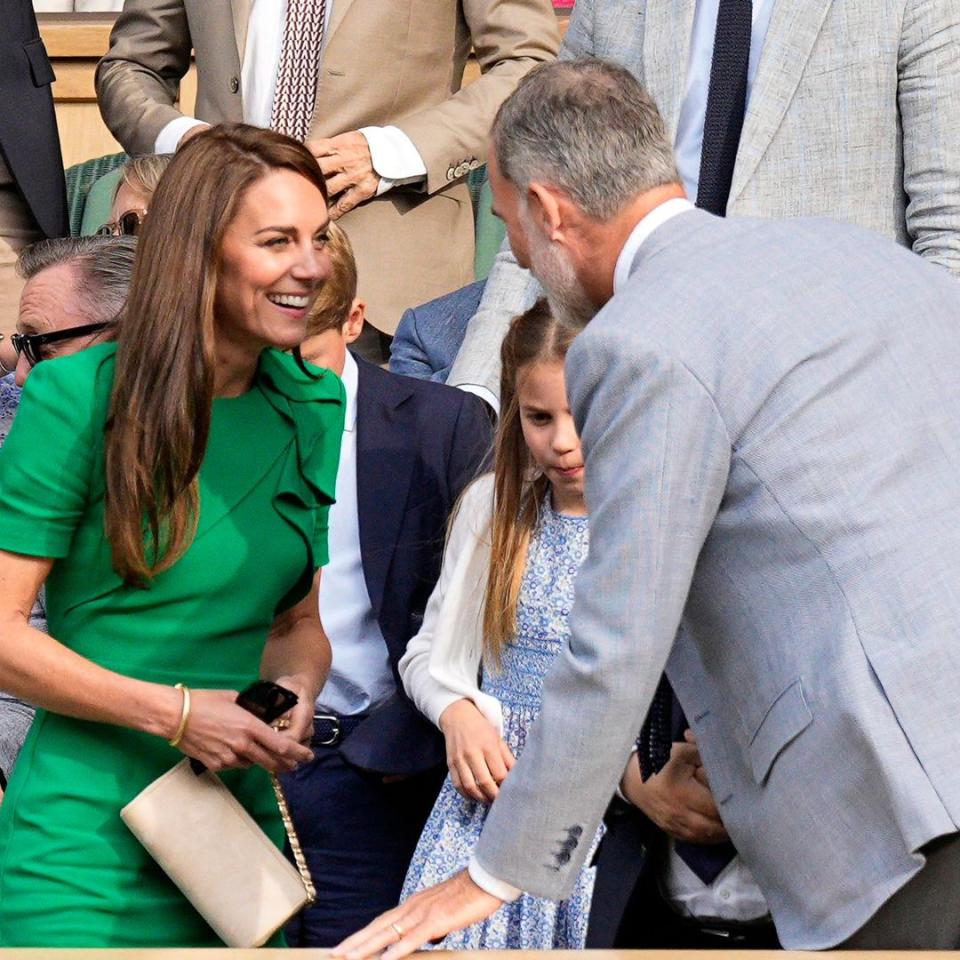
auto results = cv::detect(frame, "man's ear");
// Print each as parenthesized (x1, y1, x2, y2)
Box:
(528, 181, 569, 244)
(343, 299, 366, 345)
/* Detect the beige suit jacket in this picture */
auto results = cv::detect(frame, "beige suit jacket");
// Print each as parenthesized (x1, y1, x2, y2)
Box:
(95, 0, 559, 333)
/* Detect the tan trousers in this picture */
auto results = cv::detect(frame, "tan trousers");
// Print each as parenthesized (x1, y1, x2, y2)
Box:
(0, 156, 42, 365)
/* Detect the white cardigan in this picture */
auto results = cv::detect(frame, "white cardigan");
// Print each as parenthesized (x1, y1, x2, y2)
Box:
(398, 474, 505, 735)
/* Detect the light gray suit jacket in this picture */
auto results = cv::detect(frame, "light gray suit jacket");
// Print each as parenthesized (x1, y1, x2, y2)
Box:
(449, 0, 960, 402)
(472, 209, 960, 948)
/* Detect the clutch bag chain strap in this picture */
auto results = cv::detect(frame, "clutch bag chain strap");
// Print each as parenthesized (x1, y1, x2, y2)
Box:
(270, 773, 317, 905)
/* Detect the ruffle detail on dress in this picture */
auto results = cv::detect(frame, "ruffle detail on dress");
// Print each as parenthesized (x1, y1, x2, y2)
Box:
(256, 350, 346, 612)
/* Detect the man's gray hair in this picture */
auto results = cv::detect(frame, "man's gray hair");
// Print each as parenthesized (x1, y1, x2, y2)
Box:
(16, 235, 137, 325)
(492, 58, 680, 221)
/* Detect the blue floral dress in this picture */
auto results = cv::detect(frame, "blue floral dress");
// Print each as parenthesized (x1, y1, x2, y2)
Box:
(401, 495, 601, 949)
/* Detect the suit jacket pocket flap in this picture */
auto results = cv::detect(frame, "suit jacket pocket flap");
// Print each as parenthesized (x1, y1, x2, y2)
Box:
(22, 39, 56, 87)
(748, 678, 813, 785)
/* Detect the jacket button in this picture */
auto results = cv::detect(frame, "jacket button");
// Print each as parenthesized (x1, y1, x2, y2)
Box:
(229, 76, 240, 94)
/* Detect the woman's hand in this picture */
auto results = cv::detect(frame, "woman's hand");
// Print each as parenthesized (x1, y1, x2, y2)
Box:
(173, 688, 314, 773)
(271, 673, 317, 748)
(438, 699, 515, 803)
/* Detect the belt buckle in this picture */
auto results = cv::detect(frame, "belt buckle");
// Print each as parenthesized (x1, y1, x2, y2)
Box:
(313, 713, 341, 747)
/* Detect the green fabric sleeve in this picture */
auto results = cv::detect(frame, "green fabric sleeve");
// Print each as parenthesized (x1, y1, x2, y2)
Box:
(0, 352, 107, 559)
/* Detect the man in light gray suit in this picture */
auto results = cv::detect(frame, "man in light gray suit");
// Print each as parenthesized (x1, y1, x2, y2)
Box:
(448, 0, 960, 410)
(334, 59, 960, 955)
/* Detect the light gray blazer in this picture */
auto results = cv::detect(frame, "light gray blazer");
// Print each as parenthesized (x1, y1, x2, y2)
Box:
(449, 0, 960, 402)
(472, 210, 960, 948)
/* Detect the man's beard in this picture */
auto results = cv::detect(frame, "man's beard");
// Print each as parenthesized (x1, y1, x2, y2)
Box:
(523, 213, 596, 332)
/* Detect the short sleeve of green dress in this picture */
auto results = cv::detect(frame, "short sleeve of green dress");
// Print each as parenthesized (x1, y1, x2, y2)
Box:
(0, 344, 345, 948)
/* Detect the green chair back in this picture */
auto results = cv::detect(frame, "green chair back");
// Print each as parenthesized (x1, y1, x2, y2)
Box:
(466, 164, 506, 281)
(63, 152, 128, 237)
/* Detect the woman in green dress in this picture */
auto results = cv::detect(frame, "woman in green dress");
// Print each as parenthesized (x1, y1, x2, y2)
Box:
(0, 124, 346, 946)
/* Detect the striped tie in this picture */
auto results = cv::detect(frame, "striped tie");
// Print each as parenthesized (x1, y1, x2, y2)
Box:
(270, 0, 327, 143)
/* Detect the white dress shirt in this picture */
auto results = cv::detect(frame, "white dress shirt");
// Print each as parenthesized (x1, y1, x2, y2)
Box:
(674, 0, 777, 200)
(314, 352, 396, 717)
(155, 0, 427, 196)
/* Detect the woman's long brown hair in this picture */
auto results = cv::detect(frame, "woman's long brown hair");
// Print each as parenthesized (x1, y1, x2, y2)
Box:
(482, 299, 578, 665)
(104, 123, 328, 585)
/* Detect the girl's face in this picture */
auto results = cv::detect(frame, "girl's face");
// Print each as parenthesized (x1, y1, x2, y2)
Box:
(517, 359, 586, 515)
(215, 169, 331, 358)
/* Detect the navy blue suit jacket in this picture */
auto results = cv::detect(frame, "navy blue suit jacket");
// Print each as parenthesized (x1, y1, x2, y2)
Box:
(389, 280, 486, 383)
(338, 355, 492, 775)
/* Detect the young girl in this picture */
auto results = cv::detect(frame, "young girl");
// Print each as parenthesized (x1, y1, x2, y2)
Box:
(399, 299, 609, 948)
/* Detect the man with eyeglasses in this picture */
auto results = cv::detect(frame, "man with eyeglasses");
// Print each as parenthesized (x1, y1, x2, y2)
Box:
(0, 235, 135, 805)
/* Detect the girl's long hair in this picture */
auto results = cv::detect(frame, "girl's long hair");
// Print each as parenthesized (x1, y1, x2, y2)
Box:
(104, 123, 328, 585)
(482, 298, 578, 664)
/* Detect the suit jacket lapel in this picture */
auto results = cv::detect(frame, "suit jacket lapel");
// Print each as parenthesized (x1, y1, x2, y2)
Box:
(729, 0, 833, 204)
(230, 0, 253, 67)
(644, 0, 697, 141)
(355, 357, 417, 620)
(325, 0, 359, 44)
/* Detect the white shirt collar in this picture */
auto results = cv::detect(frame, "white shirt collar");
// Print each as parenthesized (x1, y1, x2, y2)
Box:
(341, 349, 359, 433)
(612, 197, 695, 294)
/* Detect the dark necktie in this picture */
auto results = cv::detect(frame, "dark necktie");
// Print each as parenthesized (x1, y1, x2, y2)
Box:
(696, 0, 753, 215)
(637, 677, 737, 884)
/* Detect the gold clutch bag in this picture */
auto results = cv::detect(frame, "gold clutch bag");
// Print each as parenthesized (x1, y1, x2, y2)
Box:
(121, 758, 315, 947)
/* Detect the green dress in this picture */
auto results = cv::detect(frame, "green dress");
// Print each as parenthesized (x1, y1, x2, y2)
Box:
(0, 343, 344, 947)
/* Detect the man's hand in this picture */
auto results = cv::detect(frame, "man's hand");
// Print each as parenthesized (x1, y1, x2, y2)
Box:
(620, 730, 729, 843)
(308, 131, 380, 219)
(332, 869, 503, 960)
(439, 698, 515, 803)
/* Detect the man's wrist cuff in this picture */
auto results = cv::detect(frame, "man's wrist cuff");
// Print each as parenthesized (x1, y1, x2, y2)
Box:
(468, 855, 521, 902)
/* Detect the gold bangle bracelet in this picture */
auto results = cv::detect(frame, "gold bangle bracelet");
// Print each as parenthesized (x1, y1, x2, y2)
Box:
(168, 682, 191, 748)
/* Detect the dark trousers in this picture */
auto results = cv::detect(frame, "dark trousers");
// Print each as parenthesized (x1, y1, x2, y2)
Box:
(281, 740, 444, 947)
(840, 832, 960, 949)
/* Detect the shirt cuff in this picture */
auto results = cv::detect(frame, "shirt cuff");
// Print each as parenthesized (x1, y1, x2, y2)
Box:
(155, 117, 209, 155)
(615, 743, 640, 803)
(359, 125, 427, 196)
(457, 383, 499, 417)
(468, 855, 522, 902)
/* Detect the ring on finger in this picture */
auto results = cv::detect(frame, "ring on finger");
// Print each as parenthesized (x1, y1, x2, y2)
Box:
(273, 717, 291, 731)
(390, 921, 405, 940)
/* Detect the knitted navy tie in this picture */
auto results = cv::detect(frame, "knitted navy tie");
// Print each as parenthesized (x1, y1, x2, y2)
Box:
(696, 0, 753, 215)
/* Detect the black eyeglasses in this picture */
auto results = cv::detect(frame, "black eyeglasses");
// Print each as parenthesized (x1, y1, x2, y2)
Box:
(11, 322, 113, 367)
(97, 210, 144, 237)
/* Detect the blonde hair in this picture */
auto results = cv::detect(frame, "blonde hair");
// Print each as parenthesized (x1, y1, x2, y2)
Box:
(482, 298, 578, 664)
(117, 154, 173, 205)
(305, 222, 358, 336)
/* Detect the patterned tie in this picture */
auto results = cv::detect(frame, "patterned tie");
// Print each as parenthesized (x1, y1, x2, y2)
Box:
(696, 0, 753, 215)
(270, 0, 327, 143)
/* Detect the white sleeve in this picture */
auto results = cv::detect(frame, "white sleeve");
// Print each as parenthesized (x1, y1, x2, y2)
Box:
(398, 476, 503, 731)
(154, 117, 209, 154)
(360, 126, 428, 196)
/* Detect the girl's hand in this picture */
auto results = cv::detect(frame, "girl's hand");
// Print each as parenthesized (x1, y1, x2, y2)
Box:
(438, 699, 515, 803)
(173, 688, 314, 773)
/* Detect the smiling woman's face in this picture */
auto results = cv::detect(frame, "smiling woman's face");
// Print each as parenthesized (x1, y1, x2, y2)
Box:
(215, 169, 331, 358)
